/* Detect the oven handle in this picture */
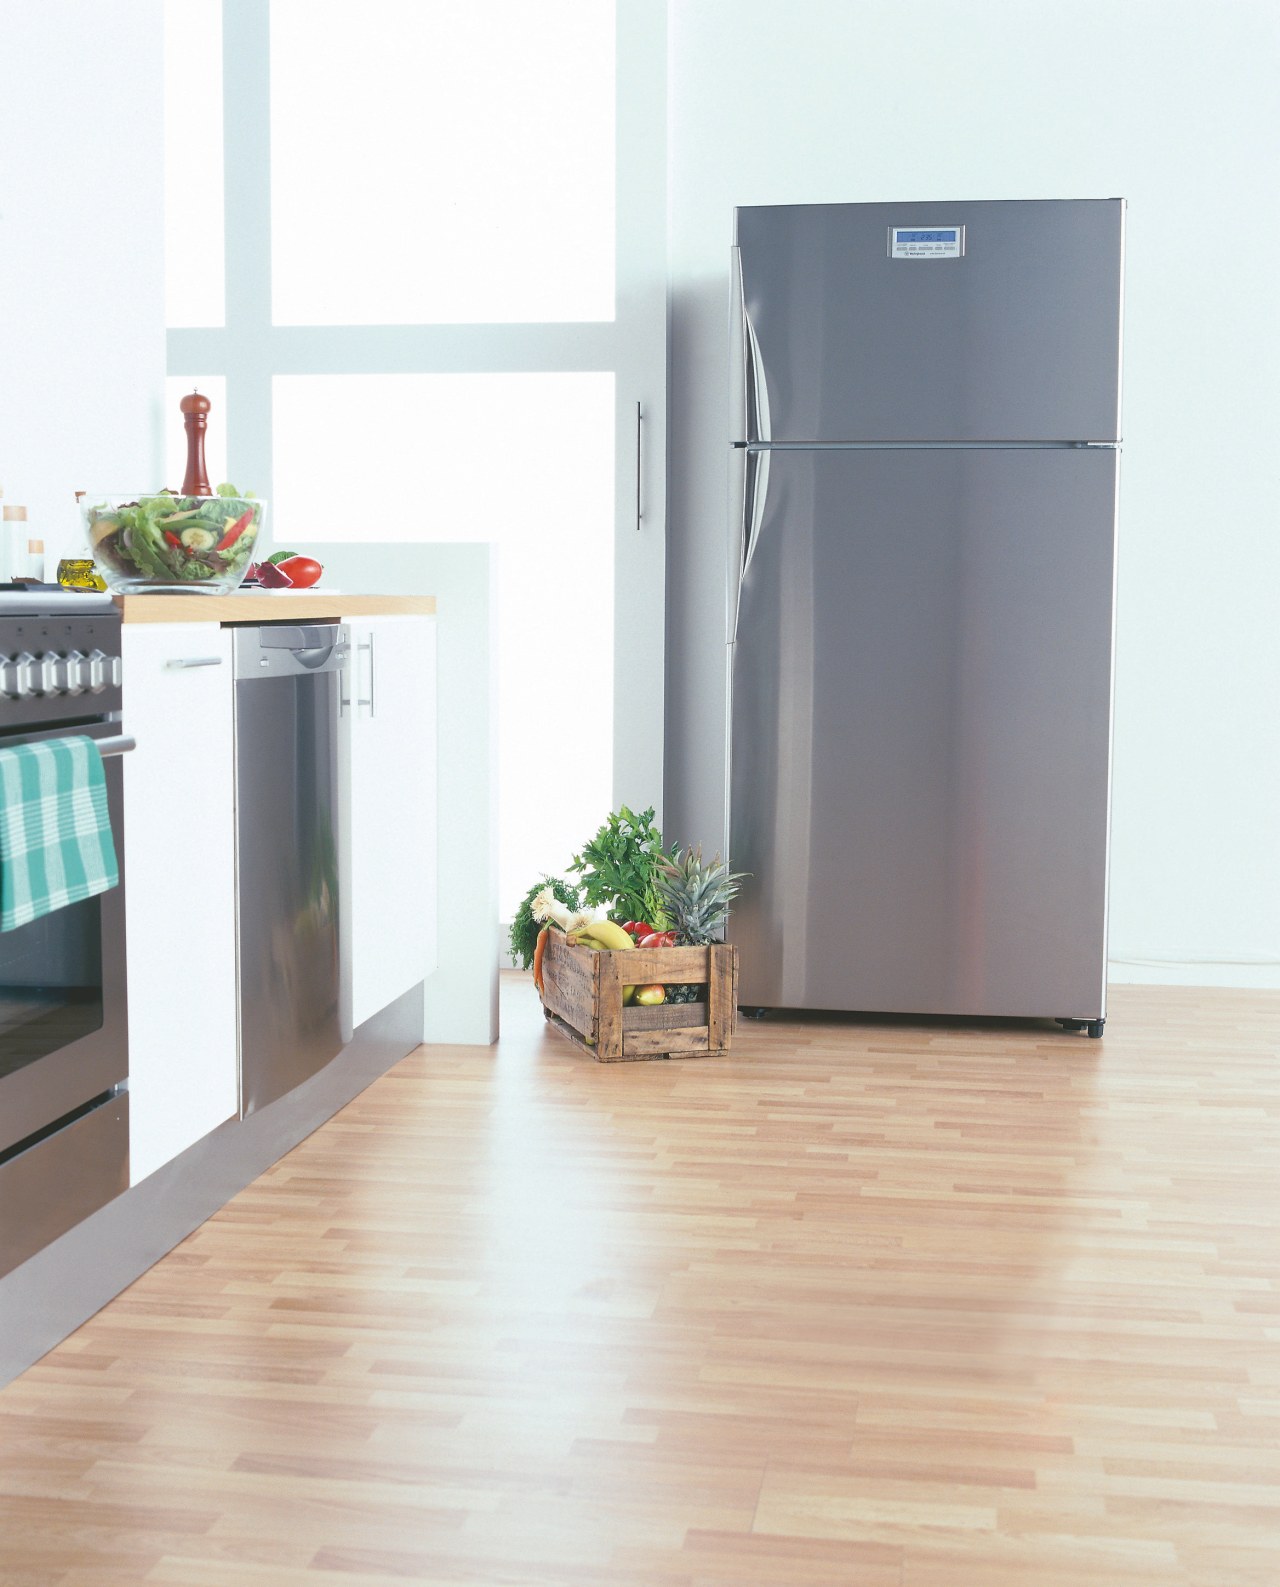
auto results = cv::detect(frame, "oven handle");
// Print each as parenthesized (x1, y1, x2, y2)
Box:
(96, 735, 136, 759)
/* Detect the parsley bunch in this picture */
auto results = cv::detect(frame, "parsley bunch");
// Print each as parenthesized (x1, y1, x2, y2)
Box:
(569, 806, 670, 928)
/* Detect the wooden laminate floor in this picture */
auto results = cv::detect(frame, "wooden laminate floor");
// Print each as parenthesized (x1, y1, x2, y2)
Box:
(1, 978, 1277, 1586)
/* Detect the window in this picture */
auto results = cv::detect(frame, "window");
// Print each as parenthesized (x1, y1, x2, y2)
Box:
(166, 0, 666, 920)
(269, 0, 615, 326)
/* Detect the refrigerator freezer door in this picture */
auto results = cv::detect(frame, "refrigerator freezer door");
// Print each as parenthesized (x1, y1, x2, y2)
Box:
(733, 199, 1124, 444)
(728, 446, 1117, 1019)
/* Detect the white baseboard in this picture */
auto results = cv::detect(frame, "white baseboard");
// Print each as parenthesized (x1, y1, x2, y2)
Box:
(1109, 958, 1280, 990)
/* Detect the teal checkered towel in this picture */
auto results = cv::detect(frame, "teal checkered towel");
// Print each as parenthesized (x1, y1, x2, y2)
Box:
(0, 736, 119, 931)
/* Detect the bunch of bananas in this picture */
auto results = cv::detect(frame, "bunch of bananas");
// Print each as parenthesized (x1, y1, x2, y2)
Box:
(566, 920, 635, 953)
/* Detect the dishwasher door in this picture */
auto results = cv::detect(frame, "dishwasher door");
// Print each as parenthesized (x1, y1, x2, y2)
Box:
(233, 624, 351, 1116)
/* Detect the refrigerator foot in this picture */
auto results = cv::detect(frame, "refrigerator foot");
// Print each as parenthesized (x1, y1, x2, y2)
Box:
(739, 1007, 769, 1020)
(1086, 1018, 1105, 1040)
(1055, 1018, 1086, 1032)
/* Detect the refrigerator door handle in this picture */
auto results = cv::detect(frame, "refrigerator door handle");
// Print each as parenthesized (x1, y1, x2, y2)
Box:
(730, 247, 748, 443)
(728, 447, 771, 645)
(744, 447, 770, 578)
(746, 318, 771, 445)
(730, 246, 772, 445)
(728, 446, 747, 643)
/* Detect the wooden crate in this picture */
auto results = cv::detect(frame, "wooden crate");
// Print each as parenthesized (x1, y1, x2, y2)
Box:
(540, 930, 737, 1062)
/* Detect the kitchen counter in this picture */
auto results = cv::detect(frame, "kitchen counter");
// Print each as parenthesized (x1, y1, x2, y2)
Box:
(114, 590, 436, 623)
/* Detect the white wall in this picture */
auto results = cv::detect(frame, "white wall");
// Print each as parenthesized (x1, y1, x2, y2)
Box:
(0, 1, 165, 566)
(665, 0, 1280, 988)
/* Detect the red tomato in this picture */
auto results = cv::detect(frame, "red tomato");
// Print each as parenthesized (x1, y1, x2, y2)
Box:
(639, 930, 677, 948)
(275, 555, 322, 588)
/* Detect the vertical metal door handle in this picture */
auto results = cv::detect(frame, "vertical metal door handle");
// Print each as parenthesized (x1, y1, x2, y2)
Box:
(729, 246, 748, 442)
(357, 636, 375, 717)
(728, 446, 748, 645)
(636, 401, 643, 531)
(729, 448, 772, 647)
(730, 249, 773, 444)
(745, 315, 771, 445)
(742, 447, 771, 577)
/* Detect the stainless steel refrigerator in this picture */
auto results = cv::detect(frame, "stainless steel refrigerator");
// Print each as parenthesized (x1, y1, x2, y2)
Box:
(726, 199, 1124, 1036)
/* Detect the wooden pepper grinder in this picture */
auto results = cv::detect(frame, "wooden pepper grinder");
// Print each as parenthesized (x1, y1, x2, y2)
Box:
(180, 389, 212, 496)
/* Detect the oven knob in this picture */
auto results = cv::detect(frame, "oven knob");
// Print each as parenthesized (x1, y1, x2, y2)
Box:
(1, 651, 35, 699)
(85, 648, 109, 693)
(55, 650, 88, 696)
(36, 654, 60, 695)
(109, 655, 123, 688)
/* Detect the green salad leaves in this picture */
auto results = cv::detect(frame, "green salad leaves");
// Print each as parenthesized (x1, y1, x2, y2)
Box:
(86, 486, 262, 586)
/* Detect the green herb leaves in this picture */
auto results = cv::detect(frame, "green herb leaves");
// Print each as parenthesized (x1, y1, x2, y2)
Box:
(568, 805, 670, 929)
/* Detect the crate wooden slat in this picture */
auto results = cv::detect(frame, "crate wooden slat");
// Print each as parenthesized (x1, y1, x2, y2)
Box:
(542, 1009, 725, 1064)
(614, 944, 712, 985)
(597, 952, 625, 1060)
(624, 1027, 717, 1059)
(622, 1002, 708, 1031)
(707, 942, 737, 1052)
(540, 930, 735, 1063)
(540, 928, 597, 1048)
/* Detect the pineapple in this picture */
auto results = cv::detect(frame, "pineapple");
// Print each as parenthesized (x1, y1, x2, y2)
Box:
(655, 846, 745, 1004)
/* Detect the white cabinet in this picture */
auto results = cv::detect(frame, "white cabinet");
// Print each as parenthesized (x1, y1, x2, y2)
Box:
(120, 611, 436, 1183)
(342, 614, 437, 1029)
(122, 624, 237, 1184)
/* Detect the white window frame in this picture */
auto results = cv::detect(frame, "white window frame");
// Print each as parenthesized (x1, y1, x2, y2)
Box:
(167, 0, 667, 818)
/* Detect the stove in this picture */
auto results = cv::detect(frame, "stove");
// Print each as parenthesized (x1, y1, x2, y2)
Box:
(0, 585, 131, 1277)
(0, 587, 123, 732)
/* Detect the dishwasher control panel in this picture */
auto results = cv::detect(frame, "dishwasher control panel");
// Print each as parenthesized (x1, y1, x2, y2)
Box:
(232, 624, 349, 680)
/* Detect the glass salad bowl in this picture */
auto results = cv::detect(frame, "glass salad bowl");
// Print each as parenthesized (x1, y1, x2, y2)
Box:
(83, 490, 267, 594)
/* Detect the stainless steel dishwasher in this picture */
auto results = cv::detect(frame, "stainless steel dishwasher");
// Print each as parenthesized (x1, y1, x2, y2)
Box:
(233, 624, 351, 1115)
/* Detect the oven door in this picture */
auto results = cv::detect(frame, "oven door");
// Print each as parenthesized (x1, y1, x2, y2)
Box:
(0, 722, 131, 1155)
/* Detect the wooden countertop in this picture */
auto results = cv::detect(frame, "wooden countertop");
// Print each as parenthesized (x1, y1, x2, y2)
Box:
(114, 591, 436, 624)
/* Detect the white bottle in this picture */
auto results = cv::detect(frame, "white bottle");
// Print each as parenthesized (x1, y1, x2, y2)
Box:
(1, 505, 27, 584)
(25, 538, 45, 582)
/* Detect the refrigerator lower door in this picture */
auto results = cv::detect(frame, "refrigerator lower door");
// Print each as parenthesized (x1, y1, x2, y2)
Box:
(728, 446, 1117, 1020)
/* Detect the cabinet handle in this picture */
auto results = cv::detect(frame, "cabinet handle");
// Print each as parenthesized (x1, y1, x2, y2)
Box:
(357, 636, 375, 717)
(636, 400, 643, 531)
(166, 656, 224, 669)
